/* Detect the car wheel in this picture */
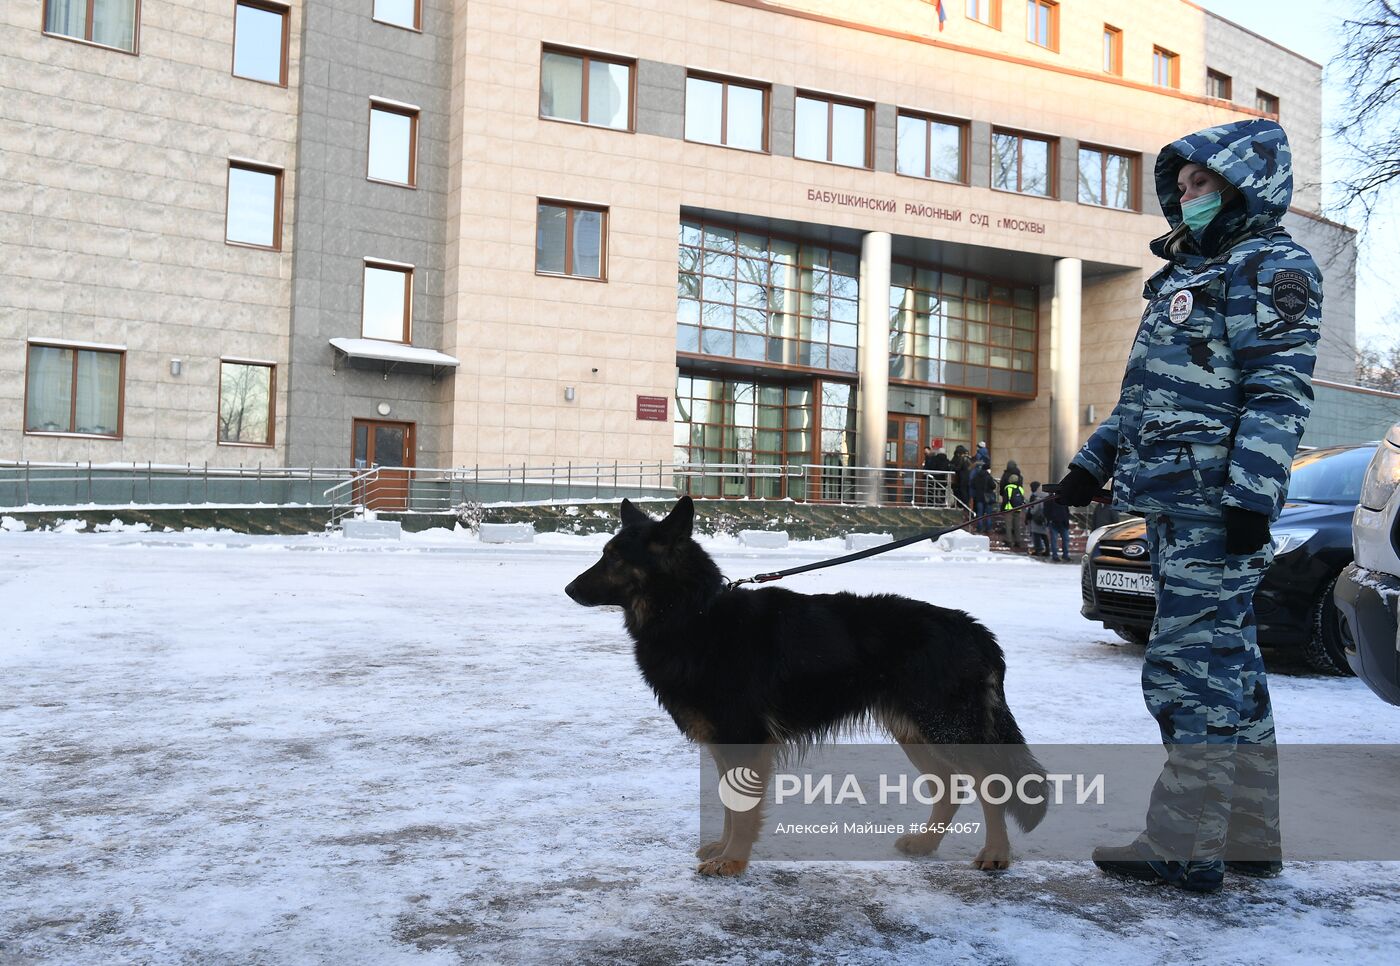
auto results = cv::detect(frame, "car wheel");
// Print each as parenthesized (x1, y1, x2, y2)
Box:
(1111, 625, 1150, 647)
(1302, 574, 1354, 676)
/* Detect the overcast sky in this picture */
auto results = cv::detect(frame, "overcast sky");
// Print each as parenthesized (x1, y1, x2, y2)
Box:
(1196, 0, 1396, 350)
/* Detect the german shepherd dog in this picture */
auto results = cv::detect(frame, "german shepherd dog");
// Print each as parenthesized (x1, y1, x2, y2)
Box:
(565, 497, 1047, 877)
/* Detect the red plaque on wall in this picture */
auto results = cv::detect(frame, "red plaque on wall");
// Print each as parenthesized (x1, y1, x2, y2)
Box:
(931, 437, 944, 449)
(636, 395, 668, 421)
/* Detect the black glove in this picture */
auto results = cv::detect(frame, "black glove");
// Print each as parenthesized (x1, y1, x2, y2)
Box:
(1052, 465, 1100, 507)
(1224, 506, 1271, 555)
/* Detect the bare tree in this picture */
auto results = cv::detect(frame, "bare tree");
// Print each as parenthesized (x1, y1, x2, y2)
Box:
(1333, 0, 1400, 228)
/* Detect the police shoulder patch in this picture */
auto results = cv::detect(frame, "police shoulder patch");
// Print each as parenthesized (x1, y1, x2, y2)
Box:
(1269, 270, 1310, 324)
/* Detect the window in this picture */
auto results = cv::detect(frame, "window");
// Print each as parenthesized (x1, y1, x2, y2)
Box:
(684, 74, 768, 152)
(362, 261, 413, 342)
(1026, 0, 1057, 50)
(218, 361, 275, 447)
(1153, 46, 1179, 88)
(676, 219, 860, 373)
(889, 266, 1037, 396)
(232, 1, 287, 86)
(43, 0, 137, 52)
(225, 161, 282, 250)
(539, 47, 633, 131)
(1103, 25, 1122, 75)
(1256, 89, 1279, 115)
(1206, 69, 1232, 101)
(536, 202, 606, 280)
(25, 343, 124, 437)
(896, 112, 965, 183)
(991, 130, 1054, 197)
(372, 0, 419, 31)
(368, 100, 418, 186)
(794, 94, 871, 169)
(1077, 146, 1136, 210)
(966, 0, 1000, 28)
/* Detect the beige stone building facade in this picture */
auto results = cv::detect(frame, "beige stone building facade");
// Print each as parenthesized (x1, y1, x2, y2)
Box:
(1, 0, 1358, 492)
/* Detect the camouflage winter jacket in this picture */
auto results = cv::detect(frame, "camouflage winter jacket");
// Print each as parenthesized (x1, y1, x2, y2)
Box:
(1071, 118, 1322, 523)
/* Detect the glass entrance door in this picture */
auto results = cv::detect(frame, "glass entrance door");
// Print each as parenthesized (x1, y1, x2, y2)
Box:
(884, 413, 926, 505)
(351, 419, 415, 511)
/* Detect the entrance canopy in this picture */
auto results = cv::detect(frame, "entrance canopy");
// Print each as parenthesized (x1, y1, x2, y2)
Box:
(329, 338, 460, 380)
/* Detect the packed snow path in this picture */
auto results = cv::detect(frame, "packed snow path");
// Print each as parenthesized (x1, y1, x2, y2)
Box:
(1, 528, 1396, 964)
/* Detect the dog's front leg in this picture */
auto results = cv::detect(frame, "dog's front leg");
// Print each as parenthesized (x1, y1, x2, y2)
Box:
(696, 744, 732, 861)
(698, 743, 774, 877)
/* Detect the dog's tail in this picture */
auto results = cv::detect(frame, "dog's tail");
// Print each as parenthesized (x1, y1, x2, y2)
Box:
(990, 718, 1049, 834)
(980, 663, 1049, 834)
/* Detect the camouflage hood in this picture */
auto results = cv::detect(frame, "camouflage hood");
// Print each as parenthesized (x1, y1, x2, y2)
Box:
(1151, 118, 1293, 260)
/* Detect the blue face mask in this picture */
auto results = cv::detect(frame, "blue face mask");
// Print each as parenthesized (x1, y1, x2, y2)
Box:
(1180, 190, 1223, 231)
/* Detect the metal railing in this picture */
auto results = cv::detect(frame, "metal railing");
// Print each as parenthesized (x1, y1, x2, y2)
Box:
(2, 459, 968, 518)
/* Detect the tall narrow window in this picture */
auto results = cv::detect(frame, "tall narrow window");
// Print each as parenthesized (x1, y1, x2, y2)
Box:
(368, 100, 418, 186)
(1206, 69, 1232, 101)
(1153, 46, 1179, 89)
(362, 261, 413, 342)
(896, 112, 966, 183)
(536, 202, 607, 280)
(1256, 89, 1279, 116)
(232, 1, 288, 86)
(1026, 0, 1057, 50)
(218, 361, 275, 446)
(44, 0, 137, 52)
(966, 0, 1000, 28)
(226, 161, 283, 250)
(684, 74, 768, 152)
(539, 47, 633, 131)
(794, 94, 871, 169)
(992, 130, 1054, 197)
(372, 0, 420, 31)
(1103, 25, 1122, 75)
(1077, 146, 1137, 210)
(25, 343, 124, 437)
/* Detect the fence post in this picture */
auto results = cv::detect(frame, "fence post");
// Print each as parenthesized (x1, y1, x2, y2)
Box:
(567, 461, 572, 499)
(87, 461, 92, 504)
(613, 460, 618, 499)
(23, 461, 29, 507)
(203, 462, 209, 504)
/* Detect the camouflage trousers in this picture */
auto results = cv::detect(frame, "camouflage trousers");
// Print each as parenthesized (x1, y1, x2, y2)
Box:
(1138, 513, 1282, 870)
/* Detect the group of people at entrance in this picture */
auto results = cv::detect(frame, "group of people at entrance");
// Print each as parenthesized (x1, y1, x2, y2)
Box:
(920, 443, 1090, 561)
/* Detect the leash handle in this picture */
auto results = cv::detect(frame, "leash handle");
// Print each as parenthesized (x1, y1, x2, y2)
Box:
(1042, 482, 1114, 505)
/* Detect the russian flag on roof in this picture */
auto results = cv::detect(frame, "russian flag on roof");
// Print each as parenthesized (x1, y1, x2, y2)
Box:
(935, 0, 947, 31)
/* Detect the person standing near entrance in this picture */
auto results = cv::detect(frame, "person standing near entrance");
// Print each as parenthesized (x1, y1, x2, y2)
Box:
(1053, 118, 1321, 892)
(1000, 472, 1026, 550)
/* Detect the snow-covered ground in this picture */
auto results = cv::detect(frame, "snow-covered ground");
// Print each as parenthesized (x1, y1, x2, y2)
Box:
(2, 524, 1398, 964)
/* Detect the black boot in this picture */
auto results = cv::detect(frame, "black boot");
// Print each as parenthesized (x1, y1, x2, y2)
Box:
(1092, 842, 1224, 894)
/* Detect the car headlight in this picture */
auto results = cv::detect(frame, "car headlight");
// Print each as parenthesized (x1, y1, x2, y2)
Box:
(1271, 528, 1316, 556)
(1084, 524, 1115, 559)
(1360, 441, 1400, 511)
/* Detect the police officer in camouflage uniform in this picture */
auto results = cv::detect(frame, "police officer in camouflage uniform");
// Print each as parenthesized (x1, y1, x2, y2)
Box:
(1054, 118, 1321, 893)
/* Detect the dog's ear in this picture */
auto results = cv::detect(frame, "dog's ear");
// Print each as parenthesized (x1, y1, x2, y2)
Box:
(655, 495, 694, 542)
(620, 499, 651, 528)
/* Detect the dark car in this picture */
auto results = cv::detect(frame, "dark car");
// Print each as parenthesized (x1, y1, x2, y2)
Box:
(1079, 442, 1377, 674)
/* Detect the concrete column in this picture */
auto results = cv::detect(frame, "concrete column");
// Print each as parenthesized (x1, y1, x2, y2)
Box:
(857, 231, 892, 505)
(1049, 257, 1083, 480)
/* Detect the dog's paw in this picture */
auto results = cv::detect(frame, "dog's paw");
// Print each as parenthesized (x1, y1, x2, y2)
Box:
(972, 844, 1012, 871)
(695, 840, 726, 860)
(696, 857, 749, 877)
(895, 833, 940, 857)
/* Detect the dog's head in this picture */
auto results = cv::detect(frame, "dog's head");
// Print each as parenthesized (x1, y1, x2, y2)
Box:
(564, 496, 699, 609)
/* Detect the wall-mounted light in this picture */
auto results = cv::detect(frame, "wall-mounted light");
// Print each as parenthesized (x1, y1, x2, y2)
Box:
(170, 359, 182, 377)
(1085, 404, 1096, 424)
(377, 402, 392, 416)
(564, 386, 576, 402)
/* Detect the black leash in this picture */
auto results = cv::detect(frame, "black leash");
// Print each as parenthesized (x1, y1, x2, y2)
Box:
(724, 486, 1111, 589)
